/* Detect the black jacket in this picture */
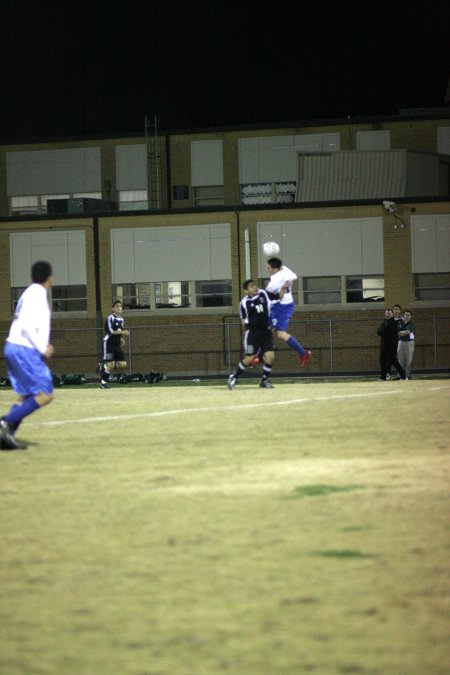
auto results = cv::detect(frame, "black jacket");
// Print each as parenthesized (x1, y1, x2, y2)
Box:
(377, 317, 399, 350)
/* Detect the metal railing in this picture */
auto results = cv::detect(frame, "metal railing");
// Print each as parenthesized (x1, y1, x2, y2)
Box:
(1, 315, 448, 378)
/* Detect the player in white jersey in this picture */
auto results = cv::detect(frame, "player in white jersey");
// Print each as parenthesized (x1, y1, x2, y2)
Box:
(265, 257, 311, 367)
(1, 261, 55, 450)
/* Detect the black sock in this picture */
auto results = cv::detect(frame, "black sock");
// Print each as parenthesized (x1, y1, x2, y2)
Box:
(261, 364, 272, 381)
(234, 362, 246, 379)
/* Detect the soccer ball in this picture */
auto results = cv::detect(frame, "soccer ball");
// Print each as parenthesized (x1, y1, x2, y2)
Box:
(263, 241, 280, 256)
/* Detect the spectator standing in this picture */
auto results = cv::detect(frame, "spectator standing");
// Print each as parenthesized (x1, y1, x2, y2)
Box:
(398, 310, 415, 379)
(377, 309, 407, 381)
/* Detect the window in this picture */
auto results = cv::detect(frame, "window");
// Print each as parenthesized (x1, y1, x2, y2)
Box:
(346, 276, 384, 303)
(114, 284, 149, 309)
(195, 280, 232, 307)
(11, 287, 27, 314)
(111, 224, 232, 312)
(303, 277, 341, 305)
(257, 275, 384, 306)
(10, 230, 87, 314)
(356, 130, 391, 151)
(241, 182, 296, 205)
(11, 285, 87, 313)
(258, 278, 299, 304)
(414, 273, 450, 301)
(51, 285, 87, 312)
(118, 190, 148, 211)
(113, 280, 231, 309)
(10, 193, 101, 215)
(10, 196, 39, 215)
(192, 186, 224, 207)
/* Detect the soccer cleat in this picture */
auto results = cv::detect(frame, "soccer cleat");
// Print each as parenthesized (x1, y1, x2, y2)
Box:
(260, 379, 274, 389)
(227, 375, 237, 390)
(1, 436, 28, 450)
(250, 356, 261, 367)
(300, 349, 312, 368)
(99, 382, 110, 389)
(0, 419, 27, 450)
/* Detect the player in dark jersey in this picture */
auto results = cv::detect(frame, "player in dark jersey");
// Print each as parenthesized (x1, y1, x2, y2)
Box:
(99, 300, 129, 389)
(227, 279, 281, 390)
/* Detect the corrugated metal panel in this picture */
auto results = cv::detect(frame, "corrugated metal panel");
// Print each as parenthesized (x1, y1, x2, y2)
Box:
(297, 150, 408, 201)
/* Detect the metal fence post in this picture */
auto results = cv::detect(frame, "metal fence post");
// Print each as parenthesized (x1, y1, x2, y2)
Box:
(433, 315, 437, 368)
(128, 328, 132, 374)
(329, 319, 333, 373)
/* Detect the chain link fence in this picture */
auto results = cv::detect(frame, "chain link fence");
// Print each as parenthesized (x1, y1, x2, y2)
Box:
(1, 315, 448, 378)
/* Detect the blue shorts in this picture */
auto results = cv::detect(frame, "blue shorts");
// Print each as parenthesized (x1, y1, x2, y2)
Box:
(4, 342, 53, 397)
(270, 302, 295, 332)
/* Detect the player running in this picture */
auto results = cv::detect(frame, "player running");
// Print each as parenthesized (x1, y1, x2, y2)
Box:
(99, 300, 129, 389)
(1, 261, 55, 450)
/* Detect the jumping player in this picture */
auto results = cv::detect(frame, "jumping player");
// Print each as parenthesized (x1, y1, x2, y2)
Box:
(99, 300, 129, 389)
(265, 257, 311, 367)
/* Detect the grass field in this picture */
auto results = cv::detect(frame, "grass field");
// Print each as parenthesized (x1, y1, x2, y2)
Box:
(1, 377, 449, 675)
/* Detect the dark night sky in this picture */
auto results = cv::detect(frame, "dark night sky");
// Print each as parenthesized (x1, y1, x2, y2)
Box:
(1, 0, 449, 141)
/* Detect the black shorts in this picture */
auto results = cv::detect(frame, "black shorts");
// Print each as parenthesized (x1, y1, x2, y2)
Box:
(244, 328, 275, 356)
(103, 340, 125, 363)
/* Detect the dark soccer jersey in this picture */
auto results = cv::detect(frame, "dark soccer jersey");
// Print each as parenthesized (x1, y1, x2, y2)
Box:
(104, 313, 124, 346)
(240, 289, 272, 329)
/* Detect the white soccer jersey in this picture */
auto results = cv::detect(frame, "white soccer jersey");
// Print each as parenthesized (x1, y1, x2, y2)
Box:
(7, 283, 51, 354)
(266, 265, 297, 305)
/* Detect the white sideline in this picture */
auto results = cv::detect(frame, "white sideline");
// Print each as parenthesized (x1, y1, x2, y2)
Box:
(31, 388, 403, 427)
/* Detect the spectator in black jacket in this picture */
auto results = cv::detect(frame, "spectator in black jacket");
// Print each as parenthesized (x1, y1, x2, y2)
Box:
(377, 309, 408, 381)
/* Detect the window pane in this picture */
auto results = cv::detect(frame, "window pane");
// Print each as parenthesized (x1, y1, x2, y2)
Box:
(303, 277, 341, 292)
(118, 190, 148, 211)
(72, 192, 102, 199)
(120, 190, 148, 201)
(155, 281, 190, 308)
(193, 186, 224, 207)
(51, 285, 87, 311)
(414, 273, 450, 301)
(113, 280, 232, 309)
(415, 288, 450, 301)
(302, 277, 340, 305)
(241, 182, 296, 205)
(10, 196, 39, 215)
(346, 276, 384, 303)
(196, 280, 232, 307)
(11, 287, 27, 314)
(113, 283, 145, 309)
(304, 291, 341, 304)
(415, 273, 450, 288)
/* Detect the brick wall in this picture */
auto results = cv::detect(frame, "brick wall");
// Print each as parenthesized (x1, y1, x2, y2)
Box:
(0, 202, 449, 378)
